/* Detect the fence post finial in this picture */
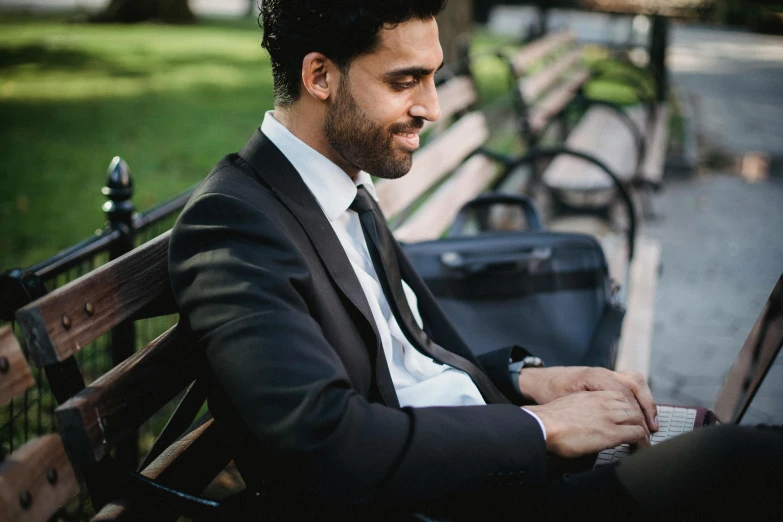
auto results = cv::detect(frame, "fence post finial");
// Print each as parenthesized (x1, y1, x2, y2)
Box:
(102, 156, 135, 229)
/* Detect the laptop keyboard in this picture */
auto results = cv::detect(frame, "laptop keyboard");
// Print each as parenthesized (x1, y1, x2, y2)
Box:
(595, 406, 698, 467)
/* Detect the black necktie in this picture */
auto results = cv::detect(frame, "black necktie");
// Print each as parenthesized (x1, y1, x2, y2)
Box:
(350, 186, 509, 405)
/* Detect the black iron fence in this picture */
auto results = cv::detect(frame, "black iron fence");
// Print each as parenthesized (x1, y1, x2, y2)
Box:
(0, 157, 196, 515)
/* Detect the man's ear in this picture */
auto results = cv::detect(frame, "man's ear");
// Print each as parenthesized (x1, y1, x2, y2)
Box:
(301, 52, 337, 102)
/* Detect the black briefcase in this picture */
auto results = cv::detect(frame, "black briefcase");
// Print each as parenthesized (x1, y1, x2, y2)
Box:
(402, 193, 625, 368)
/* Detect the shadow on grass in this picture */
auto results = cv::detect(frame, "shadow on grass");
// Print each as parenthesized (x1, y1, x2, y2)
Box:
(0, 42, 265, 78)
(0, 43, 170, 79)
(0, 43, 102, 70)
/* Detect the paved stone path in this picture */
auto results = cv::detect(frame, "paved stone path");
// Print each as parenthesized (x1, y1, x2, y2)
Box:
(648, 24, 783, 425)
(668, 25, 783, 158)
(646, 174, 783, 425)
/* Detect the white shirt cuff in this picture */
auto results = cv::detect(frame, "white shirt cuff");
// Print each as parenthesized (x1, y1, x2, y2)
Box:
(521, 407, 547, 441)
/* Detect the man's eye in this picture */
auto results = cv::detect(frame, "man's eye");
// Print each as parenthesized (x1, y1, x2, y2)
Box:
(393, 79, 419, 90)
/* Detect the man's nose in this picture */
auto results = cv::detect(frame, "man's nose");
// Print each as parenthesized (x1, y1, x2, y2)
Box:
(410, 79, 441, 123)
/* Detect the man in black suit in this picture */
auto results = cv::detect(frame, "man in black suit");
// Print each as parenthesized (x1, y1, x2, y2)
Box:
(169, 1, 782, 519)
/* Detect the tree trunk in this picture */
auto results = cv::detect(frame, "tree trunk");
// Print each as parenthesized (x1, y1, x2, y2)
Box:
(92, 0, 196, 24)
(437, 0, 474, 66)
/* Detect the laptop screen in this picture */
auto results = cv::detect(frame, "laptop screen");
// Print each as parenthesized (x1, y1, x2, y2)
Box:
(712, 273, 783, 424)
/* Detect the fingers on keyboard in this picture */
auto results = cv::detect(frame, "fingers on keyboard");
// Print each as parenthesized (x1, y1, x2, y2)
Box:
(595, 408, 699, 466)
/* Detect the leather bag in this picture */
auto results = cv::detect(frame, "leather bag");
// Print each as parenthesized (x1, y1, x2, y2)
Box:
(401, 193, 625, 368)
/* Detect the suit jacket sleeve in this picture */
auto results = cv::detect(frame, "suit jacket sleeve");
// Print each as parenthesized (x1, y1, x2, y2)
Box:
(169, 178, 547, 507)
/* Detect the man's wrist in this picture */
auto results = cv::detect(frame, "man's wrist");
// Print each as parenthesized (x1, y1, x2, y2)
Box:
(514, 365, 546, 404)
(521, 407, 547, 441)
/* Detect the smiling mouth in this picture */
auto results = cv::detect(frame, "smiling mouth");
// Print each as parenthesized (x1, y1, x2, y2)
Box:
(393, 131, 420, 150)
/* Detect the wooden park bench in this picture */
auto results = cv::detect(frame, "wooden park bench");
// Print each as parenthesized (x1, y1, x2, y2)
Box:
(502, 29, 669, 218)
(389, 32, 640, 246)
(497, 28, 664, 380)
(13, 231, 238, 521)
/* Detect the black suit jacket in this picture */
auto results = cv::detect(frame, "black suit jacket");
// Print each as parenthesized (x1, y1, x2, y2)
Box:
(168, 129, 547, 509)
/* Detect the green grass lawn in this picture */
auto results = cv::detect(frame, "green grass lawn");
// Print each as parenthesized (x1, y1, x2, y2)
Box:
(0, 15, 274, 269)
(0, 16, 655, 271)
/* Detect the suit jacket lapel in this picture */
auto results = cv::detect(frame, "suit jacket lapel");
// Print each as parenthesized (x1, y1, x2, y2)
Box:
(238, 129, 400, 407)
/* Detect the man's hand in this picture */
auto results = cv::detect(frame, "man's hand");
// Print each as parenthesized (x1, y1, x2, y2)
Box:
(518, 366, 659, 432)
(526, 391, 651, 458)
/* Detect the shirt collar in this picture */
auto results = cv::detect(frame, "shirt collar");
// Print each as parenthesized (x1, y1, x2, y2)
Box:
(260, 111, 378, 222)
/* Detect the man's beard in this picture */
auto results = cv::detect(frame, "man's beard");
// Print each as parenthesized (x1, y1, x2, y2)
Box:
(324, 81, 423, 180)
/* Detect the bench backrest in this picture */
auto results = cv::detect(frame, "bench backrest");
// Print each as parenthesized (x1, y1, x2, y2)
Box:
(511, 30, 576, 75)
(15, 232, 173, 368)
(422, 75, 477, 135)
(506, 30, 591, 136)
(378, 111, 489, 219)
(0, 326, 79, 522)
(387, 31, 601, 244)
(15, 231, 191, 464)
(12, 231, 207, 520)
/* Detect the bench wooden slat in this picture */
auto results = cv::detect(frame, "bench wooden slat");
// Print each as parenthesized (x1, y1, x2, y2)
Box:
(519, 48, 582, 102)
(547, 215, 614, 241)
(376, 111, 489, 219)
(600, 234, 630, 287)
(528, 69, 591, 134)
(93, 419, 234, 522)
(615, 236, 661, 380)
(15, 231, 171, 367)
(543, 106, 640, 195)
(55, 325, 195, 466)
(424, 75, 477, 133)
(640, 103, 670, 185)
(0, 326, 34, 406)
(0, 434, 79, 522)
(393, 154, 498, 243)
(512, 30, 575, 75)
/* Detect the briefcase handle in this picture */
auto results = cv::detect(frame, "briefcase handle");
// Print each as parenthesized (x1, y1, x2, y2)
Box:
(448, 192, 544, 237)
(440, 247, 552, 275)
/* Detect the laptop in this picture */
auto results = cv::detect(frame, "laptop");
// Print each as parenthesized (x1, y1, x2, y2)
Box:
(595, 272, 783, 467)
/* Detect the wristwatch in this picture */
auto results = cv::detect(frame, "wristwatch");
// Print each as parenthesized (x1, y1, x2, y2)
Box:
(508, 356, 545, 374)
(508, 355, 544, 402)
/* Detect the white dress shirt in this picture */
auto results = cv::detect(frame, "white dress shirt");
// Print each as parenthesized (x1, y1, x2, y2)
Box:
(260, 112, 545, 437)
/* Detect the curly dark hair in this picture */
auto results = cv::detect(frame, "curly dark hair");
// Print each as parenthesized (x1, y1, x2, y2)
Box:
(261, 0, 448, 106)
